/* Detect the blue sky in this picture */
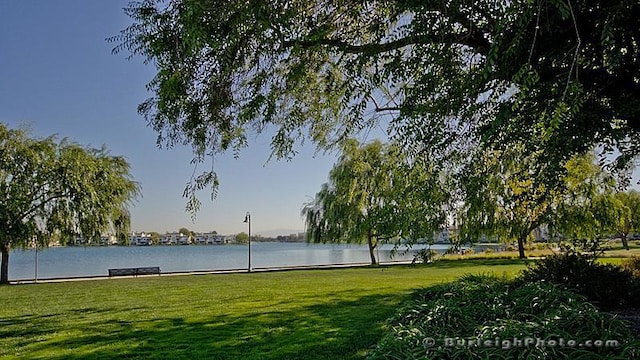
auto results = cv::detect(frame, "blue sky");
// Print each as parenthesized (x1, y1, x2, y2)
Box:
(0, 0, 348, 236)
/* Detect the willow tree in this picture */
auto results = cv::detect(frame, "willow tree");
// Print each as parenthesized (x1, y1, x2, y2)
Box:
(113, 0, 640, 211)
(0, 124, 140, 284)
(458, 146, 559, 259)
(302, 140, 448, 265)
(556, 186, 640, 251)
(611, 191, 640, 250)
(458, 149, 614, 258)
(550, 152, 618, 248)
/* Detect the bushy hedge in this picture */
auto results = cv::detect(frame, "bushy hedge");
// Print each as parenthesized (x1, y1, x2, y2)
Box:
(368, 274, 639, 360)
(518, 252, 640, 310)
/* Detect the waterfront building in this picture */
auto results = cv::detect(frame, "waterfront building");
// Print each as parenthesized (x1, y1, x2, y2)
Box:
(129, 232, 152, 246)
(159, 232, 181, 245)
(194, 233, 227, 244)
(100, 234, 118, 246)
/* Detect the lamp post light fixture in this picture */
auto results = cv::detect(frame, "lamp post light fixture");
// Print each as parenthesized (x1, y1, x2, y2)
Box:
(243, 212, 251, 272)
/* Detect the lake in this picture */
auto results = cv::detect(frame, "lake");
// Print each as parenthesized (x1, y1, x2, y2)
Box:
(8, 242, 456, 281)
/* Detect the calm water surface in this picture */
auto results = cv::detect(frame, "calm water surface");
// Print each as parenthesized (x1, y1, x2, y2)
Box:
(9, 242, 452, 280)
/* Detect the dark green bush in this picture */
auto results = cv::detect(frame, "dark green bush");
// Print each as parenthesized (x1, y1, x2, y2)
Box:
(517, 252, 640, 310)
(368, 274, 639, 360)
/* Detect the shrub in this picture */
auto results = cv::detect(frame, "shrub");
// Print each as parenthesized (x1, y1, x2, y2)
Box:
(505, 244, 518, 252)
(411, 248, 438, 264)
(524, 242, 549, 251)
(559, 238, 606, 259)
(517, 252, 640, 310)
(368, 274, 639, 360)
(621, 256, 640, 278)
(444, 244, 461, 255)
(536, 242, 549, 250)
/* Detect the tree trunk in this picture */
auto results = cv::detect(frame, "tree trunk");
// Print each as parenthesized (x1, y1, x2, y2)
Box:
(621, 234, 630, 251)
(517, 236, 526, 259)
(1, 243, 10, 285)
(367, 231, 377, 265)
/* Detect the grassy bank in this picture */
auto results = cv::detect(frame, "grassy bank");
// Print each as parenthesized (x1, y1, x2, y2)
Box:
(0, 259, 526, 360)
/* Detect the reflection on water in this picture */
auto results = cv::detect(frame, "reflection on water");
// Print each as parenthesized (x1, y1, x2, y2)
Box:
(8, 242, 453, 280)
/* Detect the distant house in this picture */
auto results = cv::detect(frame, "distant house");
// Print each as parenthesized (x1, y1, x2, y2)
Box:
(216, 235, 228, 244)
(100, 234, 118, 246)
(130, 232, 152, 246)
(533, 225, 550, 242)
(194, 233, 227, 245)
(74, 236, 102, 245)
(194, 234, 207, 245)
(160, 232, 181, 245)
(159, 232, 197, 245)
(178, 234, 191, 245)
(434, 228, 453, 244)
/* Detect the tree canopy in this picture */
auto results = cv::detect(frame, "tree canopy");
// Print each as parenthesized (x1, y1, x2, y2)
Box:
(0, 124, 140, 283)
(235, 231, 249, 243)
(178, 227, 196, 239)
(302, 139, 448, 264)
(113, 0, 640, 208)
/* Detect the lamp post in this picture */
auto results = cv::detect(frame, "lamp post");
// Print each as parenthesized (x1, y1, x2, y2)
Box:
(34, 241, 38, 283)
(243, 212, 251, 272)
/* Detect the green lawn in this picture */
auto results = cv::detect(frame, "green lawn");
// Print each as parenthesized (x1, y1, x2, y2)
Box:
(0, 259, 526, 360)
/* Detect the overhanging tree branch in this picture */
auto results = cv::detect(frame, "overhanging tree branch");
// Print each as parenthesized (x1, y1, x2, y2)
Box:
(282, 31, 491, 55)
(15, 192, 72, 225)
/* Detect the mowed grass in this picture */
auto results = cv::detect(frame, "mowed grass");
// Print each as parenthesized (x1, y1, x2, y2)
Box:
(0, 260, 526, 360)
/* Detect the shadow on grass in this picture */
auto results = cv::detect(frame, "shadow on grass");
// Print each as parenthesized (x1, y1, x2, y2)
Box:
(1, 293, 401, 360)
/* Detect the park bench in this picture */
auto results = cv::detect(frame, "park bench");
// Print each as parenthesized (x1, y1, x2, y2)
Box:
(136, 266, 161, 276)
(108, 266, 161, 277)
